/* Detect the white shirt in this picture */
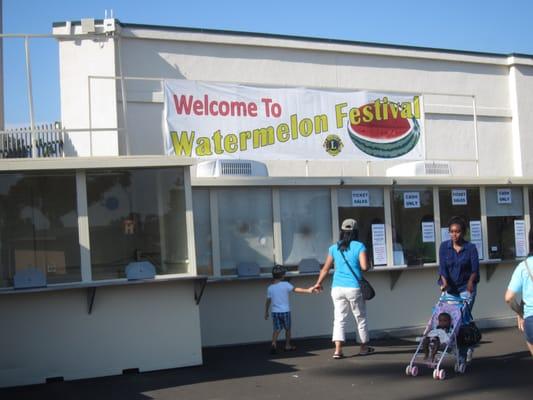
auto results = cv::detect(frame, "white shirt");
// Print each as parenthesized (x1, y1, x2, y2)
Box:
(427, 328, 451, 343)
(267, 281, 294, 313)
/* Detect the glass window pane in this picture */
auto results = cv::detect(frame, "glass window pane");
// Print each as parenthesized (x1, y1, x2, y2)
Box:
(0, 172, 80, 287)
(218, 188, 274, 275)
(192, 189, 212, 275)
(391, 188, 435, 265)
(338, 188, 386, 267)
(439, 188, 481, 241)
(280, 188, 332, 266)
(86, 167, 188, 280)
(486, 187, 523, 217)
(486, 187, 524, 260)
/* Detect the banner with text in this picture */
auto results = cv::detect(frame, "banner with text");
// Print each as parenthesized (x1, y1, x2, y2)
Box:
(164, 80, 424, 160)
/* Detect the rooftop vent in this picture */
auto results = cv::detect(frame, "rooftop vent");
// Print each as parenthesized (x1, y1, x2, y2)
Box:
(386, 161, 451, 177)
(196, 159, 268, 177)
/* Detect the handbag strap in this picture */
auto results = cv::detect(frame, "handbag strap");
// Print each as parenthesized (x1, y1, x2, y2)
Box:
(526, 259, 533, 283)
(339, 246, 362, 284)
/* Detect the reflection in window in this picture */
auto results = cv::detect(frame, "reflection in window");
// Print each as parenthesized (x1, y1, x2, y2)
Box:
(192, 189, 212, 275)
(86, 168, 188, 280)
(338, 188, 386, 267)
(280, 188, 331, 266)
(486, 187, 524, 260)
(218, 188, 274, 275)
(391, 188, 435, 265)
(0, 172, 80, 287)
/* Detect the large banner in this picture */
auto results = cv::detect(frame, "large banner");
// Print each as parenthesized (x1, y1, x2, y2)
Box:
(164, 80, 424, 160)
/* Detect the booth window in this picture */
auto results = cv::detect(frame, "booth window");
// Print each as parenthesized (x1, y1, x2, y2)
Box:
(486, 187, 524, 260)
(0, 172, 80, 287)
(217, 188, 274, 275)
(338, 188, 386, 267)
(391, 188, 436, 265)
(280, 188, 331, 267)
(86, 167, 188, 280)
(192, 189, 212, 275)
(439, 187, 483, 258)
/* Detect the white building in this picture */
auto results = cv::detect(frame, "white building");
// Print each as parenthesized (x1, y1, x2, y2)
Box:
(1, 17, 532, 387)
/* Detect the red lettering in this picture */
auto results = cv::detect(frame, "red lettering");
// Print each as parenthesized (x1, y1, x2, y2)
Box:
(193, 100, 204, 115)
(248, 102, 258, 117)
(209, 101, 219, 116)
(173, 94, 193, 115)
(219, 101, 229, 116)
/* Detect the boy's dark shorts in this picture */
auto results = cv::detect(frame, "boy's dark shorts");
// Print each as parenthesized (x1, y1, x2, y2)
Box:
(525, 316, 533, 344)
(272, 312, 291, 331)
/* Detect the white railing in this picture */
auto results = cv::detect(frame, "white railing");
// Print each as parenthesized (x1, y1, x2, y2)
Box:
(0, 123, 65, 158)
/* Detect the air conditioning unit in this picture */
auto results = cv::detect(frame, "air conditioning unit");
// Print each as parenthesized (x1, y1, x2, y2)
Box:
(386, 161, 451, 177)
(196, 159, 268, 177)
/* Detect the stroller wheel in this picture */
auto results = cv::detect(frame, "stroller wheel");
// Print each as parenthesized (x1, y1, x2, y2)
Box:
(438, 369, 446, 380)
(405, 365, 411, 376)
(433, 369, 438, 380)
(411, 366, 419, 376)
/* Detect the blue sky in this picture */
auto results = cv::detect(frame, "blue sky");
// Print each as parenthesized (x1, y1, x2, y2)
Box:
(3, 0, 533, 126)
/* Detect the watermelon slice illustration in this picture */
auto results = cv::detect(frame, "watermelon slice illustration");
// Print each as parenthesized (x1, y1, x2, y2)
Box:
(347, 102, 420, 158)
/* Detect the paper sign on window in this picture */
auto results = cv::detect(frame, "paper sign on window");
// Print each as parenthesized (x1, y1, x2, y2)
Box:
(422, 222, 435, 243)
(404, 192, 420, 208)
(452, 189, 467, 205)
(515, 220, 527, 257)
(470, 220, 483, 260)
(497, 188, 512, 204)
(352, 190, 370, 207)
(441, 228, 450, 242)
(371, 224, 387, 265)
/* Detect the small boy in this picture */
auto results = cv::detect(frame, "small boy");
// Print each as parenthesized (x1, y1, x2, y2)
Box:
(265, 265, 313, 354)
(423, 312, 452, 362)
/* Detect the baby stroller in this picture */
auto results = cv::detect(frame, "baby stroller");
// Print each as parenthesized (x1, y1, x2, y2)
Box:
(405, 293, 473, 380)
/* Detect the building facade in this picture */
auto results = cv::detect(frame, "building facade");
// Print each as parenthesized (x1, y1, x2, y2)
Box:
(1, 18, 533, 386)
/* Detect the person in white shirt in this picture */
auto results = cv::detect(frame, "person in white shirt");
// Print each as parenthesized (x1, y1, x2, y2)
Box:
(265, 265, 313, 354)
(422, 312, 452, 362)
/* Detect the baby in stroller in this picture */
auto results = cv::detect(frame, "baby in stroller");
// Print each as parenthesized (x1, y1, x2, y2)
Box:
(422, 312, 452, 362)
(406, 293, 472, 380)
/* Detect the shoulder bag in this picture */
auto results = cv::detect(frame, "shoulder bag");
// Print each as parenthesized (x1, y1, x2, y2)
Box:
(339, 249, 375, 301)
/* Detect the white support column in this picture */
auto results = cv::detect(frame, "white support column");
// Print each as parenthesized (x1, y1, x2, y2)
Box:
(183, 168, 197, 275)
(523, 187, 530, 255)
(330, 188, 339, 242)
(433, 187, 441, 264)
(76, 170, 92, 282)
(209, 190, 221, 276)
(384, 187, 394, 267)
(480, 187, 489, 261)
(272, 188, 283, 265)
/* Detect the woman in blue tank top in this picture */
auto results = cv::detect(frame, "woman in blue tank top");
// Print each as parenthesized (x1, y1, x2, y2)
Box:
(313, 218, 374, 358)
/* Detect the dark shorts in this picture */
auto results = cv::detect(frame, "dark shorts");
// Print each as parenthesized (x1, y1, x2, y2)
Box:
(525, 316, 533, 344)
(272, 312, 291, 331)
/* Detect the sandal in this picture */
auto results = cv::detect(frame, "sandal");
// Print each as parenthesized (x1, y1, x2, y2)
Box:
(270, 345, 277, 355)
(359, 347, 375, 356)
(333, 352, 344, 359)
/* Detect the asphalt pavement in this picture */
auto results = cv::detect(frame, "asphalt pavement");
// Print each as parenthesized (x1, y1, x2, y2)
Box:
(1, 327, 531, 400)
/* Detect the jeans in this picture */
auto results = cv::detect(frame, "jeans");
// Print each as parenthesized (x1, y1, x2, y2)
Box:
(331, 286, 369, 343)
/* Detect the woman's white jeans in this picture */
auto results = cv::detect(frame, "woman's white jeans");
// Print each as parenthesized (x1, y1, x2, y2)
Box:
(331, 286, 369, 343)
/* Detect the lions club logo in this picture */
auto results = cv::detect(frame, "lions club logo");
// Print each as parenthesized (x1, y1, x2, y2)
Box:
(323, 135, 344, 156)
